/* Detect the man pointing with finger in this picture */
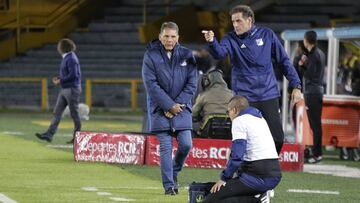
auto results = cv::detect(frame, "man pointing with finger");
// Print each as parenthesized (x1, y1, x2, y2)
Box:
(202, 5, 301, 154)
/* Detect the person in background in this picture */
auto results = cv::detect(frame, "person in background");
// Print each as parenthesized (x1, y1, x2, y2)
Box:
(202, 5, 302, 154)
(192, 68, 233, 136)
(142, 22, 198, 195)
(193, 48, 215, 74)
(35, 38, 81, 144)
(298, 30, 326, 164)
(351, 61, 360, 96)
(293, 40, 307, 84)
(203, 96, 281, 203)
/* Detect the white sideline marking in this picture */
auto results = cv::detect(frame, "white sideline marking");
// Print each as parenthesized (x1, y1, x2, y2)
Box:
(82, 187, 98, 191)
(304, 164, 360, 178)
(110, 197, 135, 202)
(288, 189, 340, 195)
(97, 192, 112, 196)
(47, 144, 73, 149)
(1, 131, 24, 136)
(0, 194, 17, 203)
(82, 187, 135, 202)
(99, 186, 189, 190)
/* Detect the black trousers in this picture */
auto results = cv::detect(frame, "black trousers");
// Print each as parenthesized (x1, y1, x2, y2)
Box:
(250, 98, 284, 154)
(202, 178, 260, 203)
(304, 94, 323, 157)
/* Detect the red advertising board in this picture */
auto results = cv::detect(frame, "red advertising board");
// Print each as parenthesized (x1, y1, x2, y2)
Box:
(296, 98, 360, 148)
(145, 136, 303, 171)
(145, 136, 231, 168)
(74, 131, 145, 165)
(279, 143, 304, 171)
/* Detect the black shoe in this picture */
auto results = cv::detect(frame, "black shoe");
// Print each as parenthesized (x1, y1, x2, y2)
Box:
(66, 138, 74, 144)
(35, 133, 52, 143)
(164, 188, 176, 196)
(173, 176, 179, 194)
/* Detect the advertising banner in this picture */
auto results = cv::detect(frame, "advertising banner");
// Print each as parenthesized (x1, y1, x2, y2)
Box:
(146, 136, 303, 171)
(145, 136, 231, 168)
(279, 143, 304, 171)
(74, 131, 145, 165)
(296, 98, 360, 147)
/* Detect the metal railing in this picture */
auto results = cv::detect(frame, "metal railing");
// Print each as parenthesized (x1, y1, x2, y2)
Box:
(0, 77, 48, 110)
(0, 77, 143, 111)
(85, 79, 143, 111)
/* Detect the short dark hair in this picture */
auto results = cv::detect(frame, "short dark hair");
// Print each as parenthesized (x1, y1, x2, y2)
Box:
(304, 30, 317, 45)
(160, 21, 179, 35)
(228, 95, 249, 112)
(57, 38, 76, 54)
(229, 5, 255, 23)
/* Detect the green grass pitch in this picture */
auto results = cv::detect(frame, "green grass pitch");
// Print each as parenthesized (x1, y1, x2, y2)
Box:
(0, 110, 359, 202)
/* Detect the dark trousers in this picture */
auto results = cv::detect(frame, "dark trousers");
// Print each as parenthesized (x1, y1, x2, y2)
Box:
(250, 98, 284, 154)
(304, 94, 323, 157)
(202, 178, 260, 203)
(47, 87, 81, 138)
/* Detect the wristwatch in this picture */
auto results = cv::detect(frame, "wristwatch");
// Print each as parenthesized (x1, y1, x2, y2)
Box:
(293, 84, 302, 91)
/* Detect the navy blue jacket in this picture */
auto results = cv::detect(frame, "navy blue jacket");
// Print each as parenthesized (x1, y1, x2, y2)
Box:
(142, 40, 198, 132)
(59, 52, 81, 89)
(208, 26, 301, 102)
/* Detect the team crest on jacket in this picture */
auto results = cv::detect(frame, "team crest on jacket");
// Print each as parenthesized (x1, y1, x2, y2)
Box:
(256, 38, 264, 46)
(180, 60, 187, 66)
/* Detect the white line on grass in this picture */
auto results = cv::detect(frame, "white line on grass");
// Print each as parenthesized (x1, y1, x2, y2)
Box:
(304, 164, 360, 178)
(47, 144, 73, 149)
(94, 186, 190, 191)
(97, 192, 112, 196)
(1, 131, 24, 136)
(82, 187, 99, 191)
(110, 197, 135, 202)
(0, 194, 17, 203)
(82, 187, 135, 202)
(288, 189, 340, 195)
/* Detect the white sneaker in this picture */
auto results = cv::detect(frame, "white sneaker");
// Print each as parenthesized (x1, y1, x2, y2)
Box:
(268, 189, 274, 198)
(259, 191, 270, 203)
(307, 156, 322, 164)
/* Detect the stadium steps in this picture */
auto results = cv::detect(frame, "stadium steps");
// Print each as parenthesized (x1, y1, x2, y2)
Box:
(0, 0, 204, 109)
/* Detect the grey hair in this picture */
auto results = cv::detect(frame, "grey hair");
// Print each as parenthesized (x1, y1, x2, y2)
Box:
(160, 21, 179, 35)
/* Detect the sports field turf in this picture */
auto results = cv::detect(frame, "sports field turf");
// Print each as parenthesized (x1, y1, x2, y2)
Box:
(0, 110, 359, 202)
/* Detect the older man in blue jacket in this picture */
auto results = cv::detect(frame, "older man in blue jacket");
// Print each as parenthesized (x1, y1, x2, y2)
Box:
(202, 5, 302, 154)
(142, 22, 198, 195)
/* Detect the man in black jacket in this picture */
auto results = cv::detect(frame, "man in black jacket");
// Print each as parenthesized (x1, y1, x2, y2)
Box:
(299, 31, 326, 163)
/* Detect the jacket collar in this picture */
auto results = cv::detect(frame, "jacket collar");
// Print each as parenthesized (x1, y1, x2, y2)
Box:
(230, 25, 257, 39)
(237, 106, 262, 118)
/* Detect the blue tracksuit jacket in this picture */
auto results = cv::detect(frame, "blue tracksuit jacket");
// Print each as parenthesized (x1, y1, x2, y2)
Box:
(208, 25, 301, 102)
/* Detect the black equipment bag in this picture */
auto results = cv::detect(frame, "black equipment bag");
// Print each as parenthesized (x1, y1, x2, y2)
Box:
(188, 182, 215, 203)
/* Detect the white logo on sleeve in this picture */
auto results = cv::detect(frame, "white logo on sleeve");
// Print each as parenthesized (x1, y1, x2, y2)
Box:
(240, 44, 247, 49)
(256, 38, 264, 46)
(180, 60, 187, 66)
